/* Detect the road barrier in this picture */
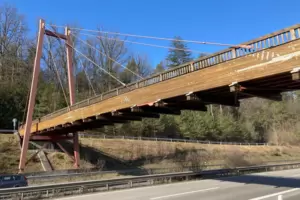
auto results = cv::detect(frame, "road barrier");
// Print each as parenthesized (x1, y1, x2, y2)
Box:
(1, 162, 300, 200)
(25, 165, 223, 184)
(24, 159, 300, 182)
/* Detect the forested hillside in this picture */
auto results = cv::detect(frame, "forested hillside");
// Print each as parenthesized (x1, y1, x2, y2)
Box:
(1, 3, 300, 145)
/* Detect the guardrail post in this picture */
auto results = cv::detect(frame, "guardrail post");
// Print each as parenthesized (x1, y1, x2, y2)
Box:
(129, 180, 133, 188)
(190, 63, 194, 72)
(106, 184, 109, 191)
(290, 29, 296, 40)
(231, 48, 236, 58)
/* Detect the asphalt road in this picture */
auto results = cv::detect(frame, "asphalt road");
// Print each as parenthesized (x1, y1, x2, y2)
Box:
(55, 168, 300, 200)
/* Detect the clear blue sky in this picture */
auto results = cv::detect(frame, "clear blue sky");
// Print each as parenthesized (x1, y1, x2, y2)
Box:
(6, 0, 300, 67)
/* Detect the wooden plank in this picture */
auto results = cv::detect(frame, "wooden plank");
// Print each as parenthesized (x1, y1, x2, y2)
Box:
(19, 37, 300, 135)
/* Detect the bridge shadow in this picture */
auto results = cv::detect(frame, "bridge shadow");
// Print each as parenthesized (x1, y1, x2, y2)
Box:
(57, 141, 206, 176)
(59, 141, 156, 176)
(211, 172, 300, 188)
(60, 141, 132, 169)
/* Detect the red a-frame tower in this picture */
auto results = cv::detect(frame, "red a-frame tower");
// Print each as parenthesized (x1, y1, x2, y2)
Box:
(18, 19, 79, 172)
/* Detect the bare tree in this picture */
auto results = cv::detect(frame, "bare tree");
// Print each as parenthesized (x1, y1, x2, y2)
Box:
(0, 3, 28, 85)
(80, 28, 128, 92)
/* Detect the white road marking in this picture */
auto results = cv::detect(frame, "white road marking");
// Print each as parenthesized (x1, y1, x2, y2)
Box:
(248, 188, 300, 200)
(291, 173, 300, 177)
(150, 187, 219, 200)
(53, 180, 214, 200)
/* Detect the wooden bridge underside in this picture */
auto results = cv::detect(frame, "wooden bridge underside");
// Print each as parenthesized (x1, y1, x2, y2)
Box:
(19, 33, 300, 139)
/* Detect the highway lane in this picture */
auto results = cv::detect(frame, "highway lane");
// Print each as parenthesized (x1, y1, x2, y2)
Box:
(55, 168, 300, 200)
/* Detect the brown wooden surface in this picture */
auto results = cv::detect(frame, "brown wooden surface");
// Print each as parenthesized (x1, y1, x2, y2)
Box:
(18, 37, 300, 136)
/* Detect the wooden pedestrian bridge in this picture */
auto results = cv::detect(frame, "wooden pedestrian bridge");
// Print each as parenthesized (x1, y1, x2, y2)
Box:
(18, 24, 300, 138)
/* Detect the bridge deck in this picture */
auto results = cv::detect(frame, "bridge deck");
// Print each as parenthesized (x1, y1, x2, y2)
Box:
(19, 24, 300, 137)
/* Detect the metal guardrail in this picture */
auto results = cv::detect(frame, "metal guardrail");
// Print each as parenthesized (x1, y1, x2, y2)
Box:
(0, 129, 15, 134)
(25, 160, 300, 183)
(1, 162, 300, 199)
(25, 165, 222, 182)
(23, 24, 300, 126)
(21, 159, 300, 182)
(79, 133, 269, 146)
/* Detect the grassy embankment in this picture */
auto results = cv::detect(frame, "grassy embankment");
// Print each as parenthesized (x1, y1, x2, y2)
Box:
(2, 134, 300, 184)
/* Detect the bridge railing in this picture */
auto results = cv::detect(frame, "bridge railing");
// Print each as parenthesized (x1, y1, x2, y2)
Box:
(30, 24, 300, 125)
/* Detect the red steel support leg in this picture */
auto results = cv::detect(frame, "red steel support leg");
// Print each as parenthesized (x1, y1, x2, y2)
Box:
(56, 142, 75, 162)
(73, 133, 80, 168)
(19, 19, 45, 173)
(65, 27, 79, 168)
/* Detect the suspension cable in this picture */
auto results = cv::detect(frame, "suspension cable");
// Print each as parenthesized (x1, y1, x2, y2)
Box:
(46, 25, 127, 87)
(74, 47, 126, 86)
(22, 80, 31, 125)
(47, 23, 251, 49)
(78, 32, 210, 54)
(78, 58, 97, 96)
(45, 36, 70, 107)
(71, 32, 143, 79)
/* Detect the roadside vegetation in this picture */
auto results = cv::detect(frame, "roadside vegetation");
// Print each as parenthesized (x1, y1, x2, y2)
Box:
(0, 135, 42, 173)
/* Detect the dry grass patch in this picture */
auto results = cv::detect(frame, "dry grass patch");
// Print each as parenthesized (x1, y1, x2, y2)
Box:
(80, 138, 300, 169)
(0, 134, 42, 173)
(47, 152, 96, 170)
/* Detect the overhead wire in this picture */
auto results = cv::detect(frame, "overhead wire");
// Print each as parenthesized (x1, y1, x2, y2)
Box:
(45, 35, 70, 107)
(78, 32, 210, 54)
(78, 58, 97, 96)
(47, 23, 298, 57)
(70, 32, 144, 79)
(74, 47, 127, 86)
(22, 80, 31, 125)
(48, 23, 251, 49)
(46, 25, 127, 87)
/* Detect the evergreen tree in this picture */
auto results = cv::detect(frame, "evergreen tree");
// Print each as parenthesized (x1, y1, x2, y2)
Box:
(166, 36, 192, 68)
(119, 58, 138, 84)
(153, 61, 165, 74)
(198, 53, 208, 58)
